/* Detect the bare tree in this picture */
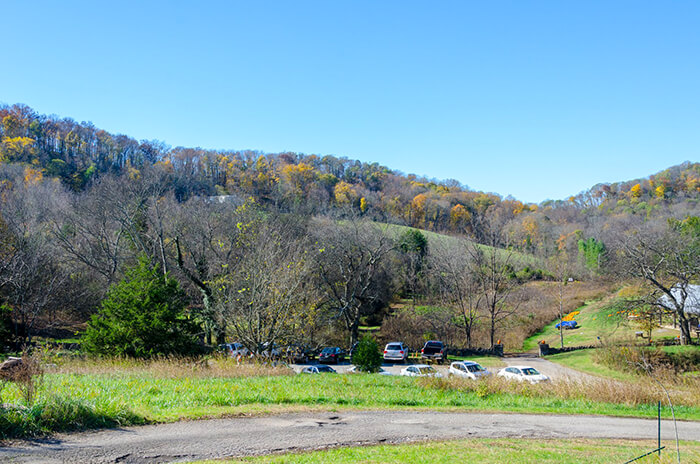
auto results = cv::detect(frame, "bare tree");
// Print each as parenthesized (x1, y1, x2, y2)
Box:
(549, 250, 571, 349)
(313, 218, 395, 346)
(0, 178, 70, 346)
(51, 175, 141, 288)
(215, 217, 319, 353)
(615, 217, 700, 345)
(170, 197, 257, 344)
(429, 238, 482, 348)
(466, 212, 521, 350)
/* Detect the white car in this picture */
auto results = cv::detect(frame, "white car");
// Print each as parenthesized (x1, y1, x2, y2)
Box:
(299, 365, 336, 374)
(400, 364, 443, 378)
(497, 365, 549, 384)
(219, 342, 249, 358)
(383, 342, 409, 363)
(448, 361, 490, 379)
(347, 366, 393, 375)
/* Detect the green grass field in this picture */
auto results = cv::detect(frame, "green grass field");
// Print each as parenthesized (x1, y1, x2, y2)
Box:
(3, 360, 700, 439)
(198, 438, 700, 464)
(32, 373, 694, 421)
(521, 300, 624, 351)
(546, 346, 700, 382)
(521, 292, 690, 353)
(545, 349, 639, 382)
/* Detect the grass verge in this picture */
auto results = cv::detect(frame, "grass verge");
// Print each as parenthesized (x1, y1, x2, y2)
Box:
(3, 356, 699, 439)
(0, 396, 144, 438)
(197, 438, 700, 464)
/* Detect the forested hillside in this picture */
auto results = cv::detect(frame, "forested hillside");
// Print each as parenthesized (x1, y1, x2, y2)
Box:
(1, 102, 698, 352)
(2, 103, 698, 247)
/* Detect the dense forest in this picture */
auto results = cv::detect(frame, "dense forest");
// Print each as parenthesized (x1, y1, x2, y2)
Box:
(1, 103, 698, 354)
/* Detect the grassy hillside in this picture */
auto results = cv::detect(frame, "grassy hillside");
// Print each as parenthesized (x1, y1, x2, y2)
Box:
(383, 222, 541, 268)
(521, 292, 682, 352)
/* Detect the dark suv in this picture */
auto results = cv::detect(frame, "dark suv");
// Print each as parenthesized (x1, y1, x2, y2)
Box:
(318, 347, 345, 364)
(420, 340, 447, 364)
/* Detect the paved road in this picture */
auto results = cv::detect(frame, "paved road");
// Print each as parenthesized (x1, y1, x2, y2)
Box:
(3, 411, 698, 464)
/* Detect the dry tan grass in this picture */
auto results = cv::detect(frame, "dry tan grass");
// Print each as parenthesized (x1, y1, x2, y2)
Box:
(418, 373, 700, 408)
(50, 355, 295, 379)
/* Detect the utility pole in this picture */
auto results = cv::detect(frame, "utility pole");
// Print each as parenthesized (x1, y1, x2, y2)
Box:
(559, 275, 564, 349)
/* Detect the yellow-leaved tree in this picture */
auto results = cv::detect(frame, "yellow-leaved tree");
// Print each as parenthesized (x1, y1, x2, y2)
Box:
(629, 183, 643, 199)
(1, 136, 36, 162)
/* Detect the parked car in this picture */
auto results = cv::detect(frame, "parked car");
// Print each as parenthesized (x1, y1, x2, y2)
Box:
(282, 345, 311, 364)
(497, 366, 549, 383)
(218, 343, 249, 358)
(400, 364, 442, 378)
(555, 320, 578, 330)
(420, 340, 447, 364)
(318, 347, 345, 364)
(299, 365, 336, 374)
(259, 342, 281, 358)
(448, 361, 490, 379)
(347, 365, 393, 375)
(383, 342, 409, 363)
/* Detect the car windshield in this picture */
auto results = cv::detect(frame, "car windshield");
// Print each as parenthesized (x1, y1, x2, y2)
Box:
(418, 366, 435, 374)
(317, 366, 334, 372)
(522, 368, 540, 375)
(466, 364, 485, 372)
(426, 342, 442, 348)
(321, 348, 334, 354)
(387, 344, 402, 350)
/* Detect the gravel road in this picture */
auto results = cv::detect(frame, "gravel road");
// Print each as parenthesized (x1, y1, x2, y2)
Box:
(3, 410, 698, 464)
(501, 355, 597, 382)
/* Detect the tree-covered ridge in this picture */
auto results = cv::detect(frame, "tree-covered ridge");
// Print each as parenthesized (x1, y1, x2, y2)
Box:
(1, 103, 699, 250)
(563, 162, 700, 212)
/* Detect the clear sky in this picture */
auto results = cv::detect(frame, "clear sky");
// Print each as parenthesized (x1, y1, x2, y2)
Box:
(2, 1, 699, 203)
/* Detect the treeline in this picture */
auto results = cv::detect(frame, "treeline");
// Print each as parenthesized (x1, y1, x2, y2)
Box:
(0, 162, 543, 352)
(1, 103, 699, 354)
(2, 103, 699, 257)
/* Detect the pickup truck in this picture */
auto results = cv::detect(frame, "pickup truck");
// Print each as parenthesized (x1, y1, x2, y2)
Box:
(420, 340, 447, 364)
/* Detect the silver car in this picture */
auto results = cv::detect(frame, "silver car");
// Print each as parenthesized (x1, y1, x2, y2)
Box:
(400, 364, 442, 378)
(383, 342, 409, 363)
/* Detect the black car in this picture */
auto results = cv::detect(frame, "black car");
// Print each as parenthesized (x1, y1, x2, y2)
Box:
(318, 347, 345, 364)
(420, 340, 447, 364)
(282, 345, 311, 363)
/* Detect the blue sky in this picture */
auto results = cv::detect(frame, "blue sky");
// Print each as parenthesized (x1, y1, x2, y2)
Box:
(2, 1, 699, 203)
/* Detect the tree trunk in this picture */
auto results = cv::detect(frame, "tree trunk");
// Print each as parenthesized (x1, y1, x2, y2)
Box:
(463, 320, 472, 349)
(350, 319, 360, 347)
(678, 313, 691, 345)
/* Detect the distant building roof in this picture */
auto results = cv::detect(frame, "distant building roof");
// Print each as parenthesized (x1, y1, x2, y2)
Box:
(660, 284, 700, 315)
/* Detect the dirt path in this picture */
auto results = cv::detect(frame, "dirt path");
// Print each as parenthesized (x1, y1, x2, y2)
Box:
(3, 410, 698, 464)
